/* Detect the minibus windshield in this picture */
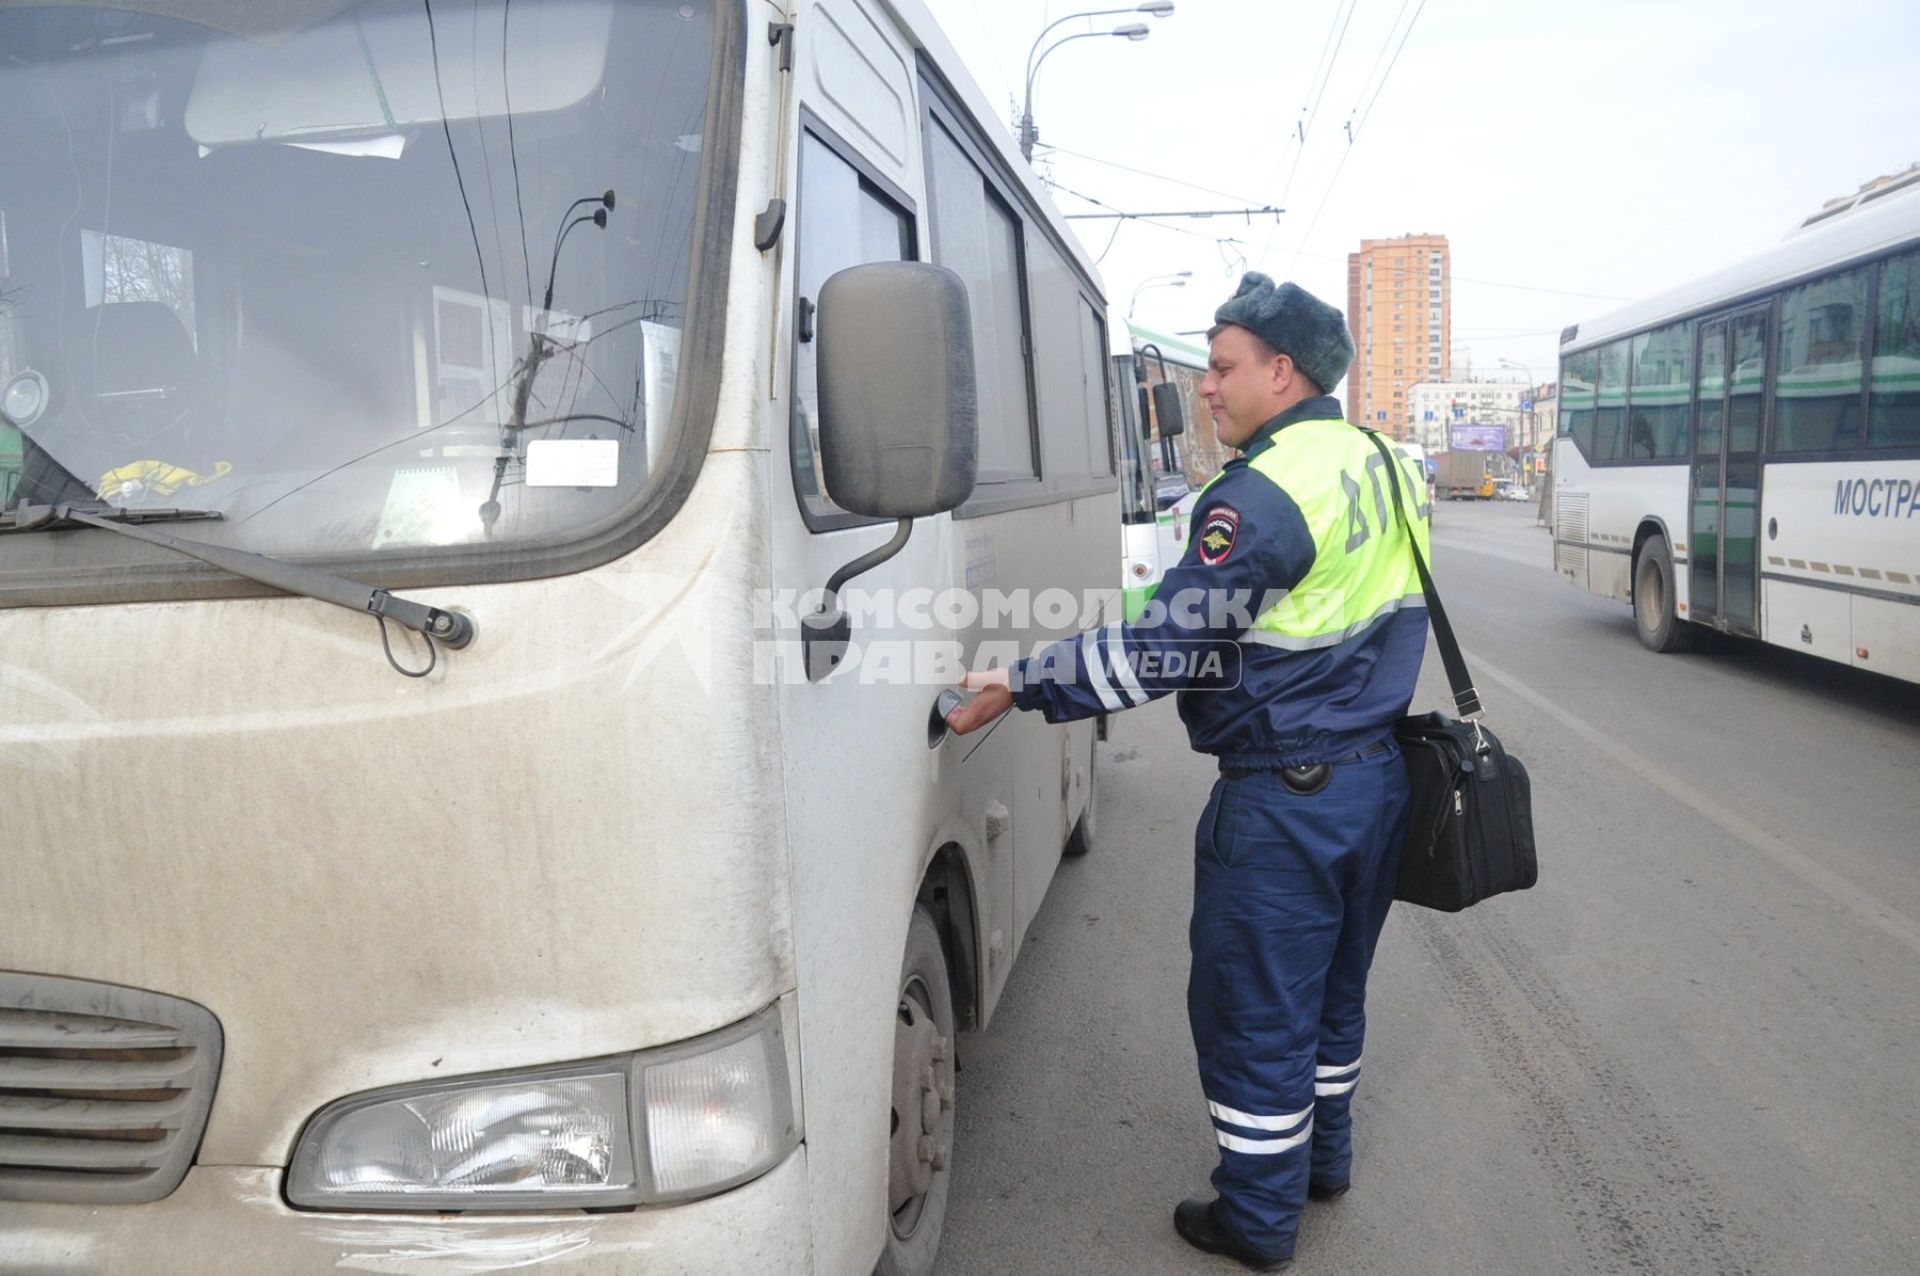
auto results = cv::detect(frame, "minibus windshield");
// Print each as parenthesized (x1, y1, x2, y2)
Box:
(0, 0, 713, 562)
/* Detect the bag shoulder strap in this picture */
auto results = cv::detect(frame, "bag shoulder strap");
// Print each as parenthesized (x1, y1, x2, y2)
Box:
(1356, 427, 1483, 718)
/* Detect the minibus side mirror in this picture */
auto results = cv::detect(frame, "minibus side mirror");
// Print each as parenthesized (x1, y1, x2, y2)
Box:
(803, 261, 979, 682)
(816, 261, 977, 518)
(1151, 382, 1186, 437)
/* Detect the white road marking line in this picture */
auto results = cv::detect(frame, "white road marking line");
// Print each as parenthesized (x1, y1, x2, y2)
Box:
(1463, 648, 1920, 958)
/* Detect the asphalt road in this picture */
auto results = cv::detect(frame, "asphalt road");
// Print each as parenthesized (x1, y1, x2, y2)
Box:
(935, 499, 1920, 1276)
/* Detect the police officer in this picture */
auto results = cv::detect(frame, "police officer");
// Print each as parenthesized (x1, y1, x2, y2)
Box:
(946, 273, 1430, 1269)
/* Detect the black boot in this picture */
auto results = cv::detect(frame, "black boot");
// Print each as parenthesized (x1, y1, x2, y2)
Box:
(1307, 1177, 1350, 1201)
(1172, 1197, 1292, 1271)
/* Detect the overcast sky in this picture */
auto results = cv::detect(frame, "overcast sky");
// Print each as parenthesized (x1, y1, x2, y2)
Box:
(921, 0, 1920, 390)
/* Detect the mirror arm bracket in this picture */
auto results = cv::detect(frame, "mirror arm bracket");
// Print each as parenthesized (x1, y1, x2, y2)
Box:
(754, 198, 788, 252)
(803, 518, 913, 682)
(768, 22, 795, 72)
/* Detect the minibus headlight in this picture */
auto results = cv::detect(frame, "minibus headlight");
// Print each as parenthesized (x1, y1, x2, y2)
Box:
(286, 1063, 637, 1210)
(286, 1006, 796, 1211)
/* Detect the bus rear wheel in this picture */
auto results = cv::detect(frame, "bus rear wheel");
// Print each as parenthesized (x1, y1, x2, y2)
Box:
(1634, 534, 1695, 653)
(878, 907, 955, 1276)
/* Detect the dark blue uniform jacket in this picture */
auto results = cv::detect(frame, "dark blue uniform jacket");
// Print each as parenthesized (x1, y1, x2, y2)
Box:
(1010, 396, 1429, 768)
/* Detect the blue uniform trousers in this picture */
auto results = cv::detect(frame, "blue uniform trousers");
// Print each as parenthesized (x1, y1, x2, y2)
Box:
(1187, 747, 1408, 1255)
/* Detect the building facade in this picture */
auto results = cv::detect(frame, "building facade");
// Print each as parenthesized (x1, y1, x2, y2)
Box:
(1346, 233, 1450, 436)
(1405, 378, 1557, 458)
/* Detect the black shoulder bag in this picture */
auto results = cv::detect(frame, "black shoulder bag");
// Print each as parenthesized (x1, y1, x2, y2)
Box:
(1361, 430, 1539, 912)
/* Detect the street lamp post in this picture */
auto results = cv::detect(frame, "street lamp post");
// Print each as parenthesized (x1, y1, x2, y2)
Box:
(1497, 357, 1536, 486)
(1020, 3, 1174, 161)
(1128, 270, 1191, 319)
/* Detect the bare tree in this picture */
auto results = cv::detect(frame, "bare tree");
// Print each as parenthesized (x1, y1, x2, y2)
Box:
(100, 234, 195, 339)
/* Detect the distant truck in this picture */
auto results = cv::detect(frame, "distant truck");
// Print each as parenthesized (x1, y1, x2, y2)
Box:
(1433, 450, 1507, 500)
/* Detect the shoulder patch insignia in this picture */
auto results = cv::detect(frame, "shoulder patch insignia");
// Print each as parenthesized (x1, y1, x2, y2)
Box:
(1198, 505, 1240, 565)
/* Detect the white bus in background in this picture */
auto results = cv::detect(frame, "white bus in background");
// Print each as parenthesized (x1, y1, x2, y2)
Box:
(0, 1, 1117, 1271)
(1552, 170, 1920, 684)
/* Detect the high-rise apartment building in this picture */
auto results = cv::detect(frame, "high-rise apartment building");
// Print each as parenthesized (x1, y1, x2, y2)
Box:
(1345, 234, 1450, 437)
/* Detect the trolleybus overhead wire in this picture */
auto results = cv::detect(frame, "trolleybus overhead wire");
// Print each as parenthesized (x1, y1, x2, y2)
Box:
(1280, 0, 1429, 277)
(1266, 0, 1360, 247)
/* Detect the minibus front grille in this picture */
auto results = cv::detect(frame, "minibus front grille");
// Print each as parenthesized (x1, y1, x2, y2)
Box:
(0, 974, 222, 1205)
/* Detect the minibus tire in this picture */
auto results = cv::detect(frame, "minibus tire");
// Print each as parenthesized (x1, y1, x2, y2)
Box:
(878, 908, 955, 1276)
(1633, 534, 1695, 653)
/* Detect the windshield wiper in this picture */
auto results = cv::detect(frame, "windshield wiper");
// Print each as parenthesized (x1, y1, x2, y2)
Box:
(1, 500, 476, 677)
(0, 502, 224, 532)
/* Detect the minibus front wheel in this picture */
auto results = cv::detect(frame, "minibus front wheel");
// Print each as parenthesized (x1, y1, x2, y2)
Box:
(879, 907, 956, 1275)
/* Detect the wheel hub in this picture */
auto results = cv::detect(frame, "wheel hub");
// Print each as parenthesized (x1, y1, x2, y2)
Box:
(887, 982, 953, 1224)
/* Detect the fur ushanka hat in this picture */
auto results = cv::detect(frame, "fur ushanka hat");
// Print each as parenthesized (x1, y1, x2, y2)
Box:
(1212, 271, 1355, 394)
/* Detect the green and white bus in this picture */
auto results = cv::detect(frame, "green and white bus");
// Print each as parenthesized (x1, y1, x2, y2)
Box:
(1553, 173, 1920, 684)
(1111, 317, 1163, 622)
(1113, 323, 1225, 620)
(0, 1, 1118, 1270)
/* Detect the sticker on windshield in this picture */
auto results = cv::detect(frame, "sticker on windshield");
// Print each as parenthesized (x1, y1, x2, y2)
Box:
(373, 466, 466, 549)
(527, 439, 620, 488)
(1198, 506, 1240, 565)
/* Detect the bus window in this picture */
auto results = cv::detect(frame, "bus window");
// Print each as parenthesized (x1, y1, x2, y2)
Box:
(1024, 233, 1103, 486)
(1628, 321, 1692, 459)
(1773, 266, 1868, 452)
(1695, 321, 1726, 459)
(791, 127, 915, 528)
(1080, 300, 1115, 478)
(926, 119, 1039, 485)
(1869, 248, 1920, 448)
(1593, 340, 1629, 461)
(1561, 347, 1597, 456)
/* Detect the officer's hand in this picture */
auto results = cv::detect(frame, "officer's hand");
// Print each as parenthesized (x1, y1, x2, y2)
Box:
(945, 668, 1014, 735)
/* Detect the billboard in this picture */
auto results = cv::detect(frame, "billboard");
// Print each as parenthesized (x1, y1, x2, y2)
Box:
(1450, 423, 1506, 451)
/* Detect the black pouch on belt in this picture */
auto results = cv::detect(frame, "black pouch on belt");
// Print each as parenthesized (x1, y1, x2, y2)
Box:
(1279, 763, 1332, 795)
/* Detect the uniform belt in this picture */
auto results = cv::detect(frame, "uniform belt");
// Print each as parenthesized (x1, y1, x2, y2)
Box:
(1219, 738, 1393, 781)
